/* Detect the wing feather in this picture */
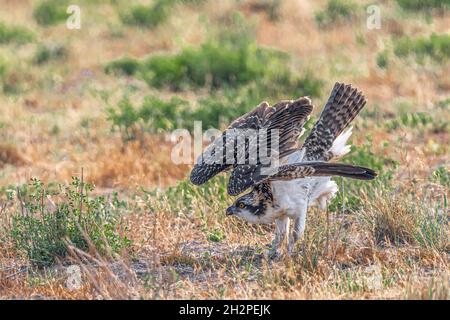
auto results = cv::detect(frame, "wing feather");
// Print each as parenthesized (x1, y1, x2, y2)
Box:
(301, 83, 366, 161)
(190, 98, 314, 191)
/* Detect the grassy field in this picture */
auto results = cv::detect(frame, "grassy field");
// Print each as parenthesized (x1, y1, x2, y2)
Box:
(0, 0, 449, 299)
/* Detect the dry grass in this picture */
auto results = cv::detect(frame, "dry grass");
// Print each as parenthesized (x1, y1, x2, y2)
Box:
(0, 0, 449, 299)
(0, 144, 28, 169)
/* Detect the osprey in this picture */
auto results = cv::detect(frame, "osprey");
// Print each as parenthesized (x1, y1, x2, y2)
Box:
(190, 83, 376, 256)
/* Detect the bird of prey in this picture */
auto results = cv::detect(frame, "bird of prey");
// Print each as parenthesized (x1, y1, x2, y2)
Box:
(190, 83, 376, 256)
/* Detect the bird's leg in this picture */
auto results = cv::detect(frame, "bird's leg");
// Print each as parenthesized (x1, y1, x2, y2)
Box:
(268, 217, 289, 258)
(288, 205, 308, 256)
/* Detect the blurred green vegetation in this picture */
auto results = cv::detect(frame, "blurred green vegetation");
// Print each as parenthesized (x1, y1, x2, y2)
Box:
(121, 1, 173, 28)
(107, 72, 322, 138)
(384, 112, 448, 133)
(106, 15, 324, 135)
(0, 21, 34, 44)
(431, 166, 450, 187)
(107, 15, 323, 93)
(395, 0, 450, 11)
(33, 0, 69, 26)
(108, 30, 301, 91)
(376, 50, 389, 69)
(315, 0, 358, 28)
(0, 56, 28, 95)
(329, 140, 398, 212)
(121, 0, 206, 28)
(107, 96, 191, 139)
(105, 56, 140, 76)
(394, 33, 450, 63)
(33, 43, 68, 65)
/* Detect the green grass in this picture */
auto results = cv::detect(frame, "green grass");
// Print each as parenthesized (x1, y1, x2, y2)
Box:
(363, 195, 448, 250)
(436, 98, 450, 109)
(105, 16, 324, 134)
(120, 0, 207, 28)
(394, 33, 450, 63)
(2, 177, 131, 268)
(107, 72, 323, 138)
(106, 95, 191, 139)
(0, 56, 28, 95)
(384, 112, 432, 129)
(0, 55, 6, 78)
(33, 0, 69, 26)
(0, 21, 34, 44)
(120, 1, 174, 28)
(431, 166, 450, 187)
(105, 56, 140, 76)
(107, 15, 323, 95)
(139, 33, 289, 90)
(329, 139, 398, 212)
(315, 0, 358, 28)
(395, 0, 450, 12)
(376, 50, 389, 69)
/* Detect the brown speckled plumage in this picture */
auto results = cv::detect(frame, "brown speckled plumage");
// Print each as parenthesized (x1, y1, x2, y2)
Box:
(302, 83, 366, 161)
(190, 82, 373, 197)
(190, 97, 314, 194)
(192, 82, 377, 256)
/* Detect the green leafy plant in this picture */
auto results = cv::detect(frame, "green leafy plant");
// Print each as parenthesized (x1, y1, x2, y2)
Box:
(394, 33, 450, 63)
(107, 73, 322, 137)
(107, 95, 191, 140)
(376, 50, 389, 69)
(33, 0, 69, 26)
(120, 0, 205, 28)
(105, 16, 323, 135)
(139, 96, 190, 131)
(191, 76, 322, 130)
(139, 35, 286, 90)
(0, 57, 28, 95)
(431, 166, 450, 187)
(106, 97, 141, 140)
(107, 14, 323, 95)
(5, 177, 131, 268)
(206, 228, 225, 243)
(105, 56, 140, 76)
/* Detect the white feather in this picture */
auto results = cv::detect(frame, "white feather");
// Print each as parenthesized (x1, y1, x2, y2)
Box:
(329, 126, 353, 158)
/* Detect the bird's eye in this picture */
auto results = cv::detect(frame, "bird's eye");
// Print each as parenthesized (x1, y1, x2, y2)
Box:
(239, 203, 245, 209)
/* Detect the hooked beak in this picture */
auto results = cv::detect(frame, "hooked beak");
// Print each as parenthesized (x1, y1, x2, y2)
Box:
(226, 206, 236, 216)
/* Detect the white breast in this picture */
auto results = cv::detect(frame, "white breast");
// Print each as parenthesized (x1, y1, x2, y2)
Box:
(270, 149, 339, 218)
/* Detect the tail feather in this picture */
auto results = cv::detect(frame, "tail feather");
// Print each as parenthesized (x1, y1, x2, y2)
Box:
(302, 83, 366, 161)
(327, 126, 353, 160)
(310, 162, 376, 180)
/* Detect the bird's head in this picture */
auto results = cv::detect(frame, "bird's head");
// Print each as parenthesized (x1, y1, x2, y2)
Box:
(226, 189, 266, 223)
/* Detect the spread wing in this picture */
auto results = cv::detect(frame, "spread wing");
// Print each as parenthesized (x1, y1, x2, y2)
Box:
(189, 101, 272, 186)
(190, 98, 314, 192)
(225, 98, 313, 195)
(301, 82, 367, 161)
